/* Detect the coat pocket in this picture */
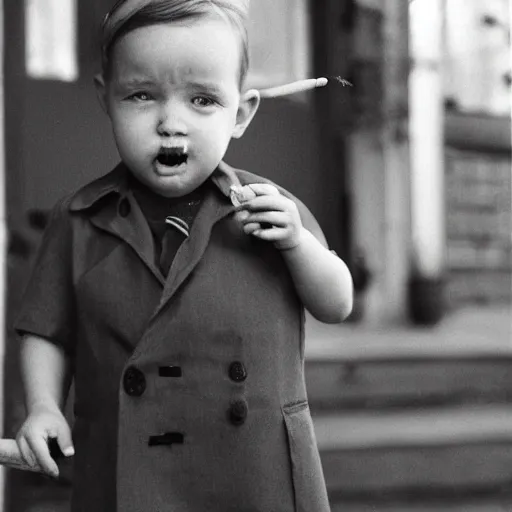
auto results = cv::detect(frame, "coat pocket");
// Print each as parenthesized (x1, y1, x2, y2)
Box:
(282, 401, 331, 512)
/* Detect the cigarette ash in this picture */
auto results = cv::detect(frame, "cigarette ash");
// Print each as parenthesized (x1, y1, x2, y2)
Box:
(157, 147, 188, 167)
(331, 76, 353, 87)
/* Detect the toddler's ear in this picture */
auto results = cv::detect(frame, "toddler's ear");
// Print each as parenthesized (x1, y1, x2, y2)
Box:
(232, 89, 260, 139)
(94, 73, 109, 115)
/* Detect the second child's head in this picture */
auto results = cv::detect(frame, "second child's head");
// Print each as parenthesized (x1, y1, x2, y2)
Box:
(96, 0, 260, 197)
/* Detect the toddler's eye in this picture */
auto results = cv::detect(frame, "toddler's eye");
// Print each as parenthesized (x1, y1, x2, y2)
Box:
(130, 92, 151, 101)
(192, 96, 215, 107)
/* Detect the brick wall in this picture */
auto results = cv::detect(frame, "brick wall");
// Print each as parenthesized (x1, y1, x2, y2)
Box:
(445, 147, 512, 304)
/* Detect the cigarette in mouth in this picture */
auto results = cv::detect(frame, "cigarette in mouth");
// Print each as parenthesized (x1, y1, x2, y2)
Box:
(258, 77, 328, 99)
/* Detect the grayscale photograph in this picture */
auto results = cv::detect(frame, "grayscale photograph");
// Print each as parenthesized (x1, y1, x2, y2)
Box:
(0, 0, 510, 511)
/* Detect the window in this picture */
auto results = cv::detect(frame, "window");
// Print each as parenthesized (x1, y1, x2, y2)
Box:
(25, 0, 78, 81)
(247, 0, 311, 88)
(444, 0, 511, 115)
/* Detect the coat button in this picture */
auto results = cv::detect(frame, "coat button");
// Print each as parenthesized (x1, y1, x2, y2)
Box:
(229, 361, 247, 382)
(118, 198, 131, 218)
(229, 399, 248, 426)
(123, 366, 146, 397)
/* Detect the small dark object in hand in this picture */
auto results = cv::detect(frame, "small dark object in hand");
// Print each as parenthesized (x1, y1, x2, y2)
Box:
(48, 437, 64, 460)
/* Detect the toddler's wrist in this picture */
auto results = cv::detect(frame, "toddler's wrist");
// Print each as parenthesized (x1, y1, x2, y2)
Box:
(276, 227, 306, 252)
(28, 399, 61, 416)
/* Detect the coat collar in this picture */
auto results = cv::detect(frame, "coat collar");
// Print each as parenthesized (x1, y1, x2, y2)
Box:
(67, 160, 247, 291)
(66, 160, 280, 336)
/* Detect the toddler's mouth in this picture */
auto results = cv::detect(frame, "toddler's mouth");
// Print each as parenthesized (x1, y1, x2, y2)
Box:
(156, 147, 188, 167)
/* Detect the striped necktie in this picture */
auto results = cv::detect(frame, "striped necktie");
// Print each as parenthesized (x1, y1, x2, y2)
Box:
(159, 217, 190, 276)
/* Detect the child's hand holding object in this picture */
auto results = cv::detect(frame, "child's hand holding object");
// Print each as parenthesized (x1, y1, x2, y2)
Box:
(231, 183, 304, 251)
(14, 404, 74, 478)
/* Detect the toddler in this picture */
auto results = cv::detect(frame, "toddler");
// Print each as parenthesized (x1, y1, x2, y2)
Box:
(15, 1, 353, 511)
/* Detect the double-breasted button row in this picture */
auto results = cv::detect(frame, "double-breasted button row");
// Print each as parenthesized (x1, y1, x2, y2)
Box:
(123, 365, 249, 425)
(125, 361, 246, 396)
(228, 362, 248, 425)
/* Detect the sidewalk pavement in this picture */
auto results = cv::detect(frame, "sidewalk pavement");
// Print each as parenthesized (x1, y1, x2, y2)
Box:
(305, 305, 512, 360)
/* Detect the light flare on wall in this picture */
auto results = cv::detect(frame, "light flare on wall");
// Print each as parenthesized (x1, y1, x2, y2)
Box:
(25, 0, 78, 82)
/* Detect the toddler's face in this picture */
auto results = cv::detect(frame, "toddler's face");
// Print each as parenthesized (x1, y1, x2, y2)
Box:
(98, 18, 257, 197)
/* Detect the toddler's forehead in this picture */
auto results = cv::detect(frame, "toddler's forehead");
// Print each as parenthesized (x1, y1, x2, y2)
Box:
(102, 0, 250, 87)
(108, 23, 243, 95)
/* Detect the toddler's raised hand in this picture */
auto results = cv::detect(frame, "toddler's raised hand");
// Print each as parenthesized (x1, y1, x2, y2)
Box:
(238, 183, 304, 250)
(16, 403, 74, 478)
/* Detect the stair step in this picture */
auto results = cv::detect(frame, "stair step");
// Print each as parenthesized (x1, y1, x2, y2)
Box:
(306, 357, 512, 409)
(304, 309, 512, 364)
(329, 498, 512, 512)
(313, 406, 512, 494)
(313, 405, 512, 449)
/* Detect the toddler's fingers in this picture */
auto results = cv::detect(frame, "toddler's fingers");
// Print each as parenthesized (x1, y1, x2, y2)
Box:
(252, 227, 288, 242)
(26, 434, 59, 478)
(55, 424, 75, 457)
(244, 212, 287, 228)
(247, 183, 280, 197)
(243, 222, 261, 235)
(17, 435, 38, 468)
(242, 195, 290, 213)
(233, 209, 250, 223)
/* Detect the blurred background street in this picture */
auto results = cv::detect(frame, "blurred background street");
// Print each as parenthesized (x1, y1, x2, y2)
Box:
(1, 0, 511, 511)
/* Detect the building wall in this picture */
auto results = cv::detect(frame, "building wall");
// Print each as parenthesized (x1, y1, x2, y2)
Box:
(444, 0, 511, 116)
(446, 148, 511, 304)
(443, 0, 512, 305)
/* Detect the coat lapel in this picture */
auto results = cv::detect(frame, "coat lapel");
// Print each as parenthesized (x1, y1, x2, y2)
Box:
(69, 161, 245, 311)
(156, 187, 235, 312)
(89, 194, 165, 286)
(153, 161, 243, 315)
(69, 165, 165, 285)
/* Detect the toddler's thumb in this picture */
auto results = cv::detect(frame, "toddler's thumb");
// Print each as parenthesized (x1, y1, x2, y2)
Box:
(56, 423, 74, 457)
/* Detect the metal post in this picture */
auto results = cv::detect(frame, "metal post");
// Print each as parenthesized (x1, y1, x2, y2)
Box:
(408, 0, 446, 324)
(381, 0, 412, 322)
(0, 0, 7, 507)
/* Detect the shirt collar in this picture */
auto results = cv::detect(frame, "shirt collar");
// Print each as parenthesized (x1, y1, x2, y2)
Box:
(69, 160, 243, 212)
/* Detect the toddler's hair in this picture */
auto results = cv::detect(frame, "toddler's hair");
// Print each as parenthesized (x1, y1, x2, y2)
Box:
(101, 0, 250, 87)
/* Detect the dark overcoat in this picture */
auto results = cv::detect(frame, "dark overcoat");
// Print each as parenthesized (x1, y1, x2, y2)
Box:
(15, 161, 331, 512)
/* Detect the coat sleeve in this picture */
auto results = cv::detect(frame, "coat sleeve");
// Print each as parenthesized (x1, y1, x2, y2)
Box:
(14, 197, 77, 356)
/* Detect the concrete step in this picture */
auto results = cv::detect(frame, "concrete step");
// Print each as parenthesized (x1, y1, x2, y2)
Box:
(306, 356, 512, 410)
(313, 405, 512, 496)
(329, 497, 512, 511)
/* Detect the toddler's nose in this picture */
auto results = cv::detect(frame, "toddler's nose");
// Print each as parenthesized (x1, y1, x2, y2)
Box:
(157, 103, 187, 137)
